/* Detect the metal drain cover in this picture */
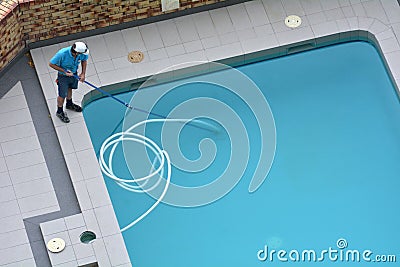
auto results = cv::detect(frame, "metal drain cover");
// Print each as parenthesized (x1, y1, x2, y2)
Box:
(47, 238, 66, 253)
(285, 15, 302, 28)
(128, 51, 144, 63)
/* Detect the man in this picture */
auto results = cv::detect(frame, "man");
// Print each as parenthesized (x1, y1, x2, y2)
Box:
(49, 42, 89, 123)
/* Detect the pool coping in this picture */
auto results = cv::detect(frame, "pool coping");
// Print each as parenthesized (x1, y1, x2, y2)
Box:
(31, 8, 400, 267)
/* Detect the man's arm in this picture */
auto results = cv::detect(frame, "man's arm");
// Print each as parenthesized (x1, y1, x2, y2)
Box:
(79, 60, 87, 82)
(49, 63, 73, 77)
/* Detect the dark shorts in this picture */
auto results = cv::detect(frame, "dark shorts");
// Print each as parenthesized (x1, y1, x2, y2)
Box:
(57, 74, 78, 98)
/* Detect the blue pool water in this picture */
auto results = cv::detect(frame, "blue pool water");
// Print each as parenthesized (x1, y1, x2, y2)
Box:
(83, 42, 400, 266)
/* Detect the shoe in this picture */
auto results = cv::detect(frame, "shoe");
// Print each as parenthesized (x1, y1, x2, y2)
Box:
(56, 111, 70, 123)
(66, 103, 82, 112)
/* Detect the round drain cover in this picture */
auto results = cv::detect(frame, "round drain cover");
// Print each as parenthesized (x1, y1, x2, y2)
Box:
(285, 15, 302, 28)
(128, 51, 144, 63)
(47, 238, 66, 253)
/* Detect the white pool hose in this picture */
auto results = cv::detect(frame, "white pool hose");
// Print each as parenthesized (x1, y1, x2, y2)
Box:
(99, 118, 193, 232)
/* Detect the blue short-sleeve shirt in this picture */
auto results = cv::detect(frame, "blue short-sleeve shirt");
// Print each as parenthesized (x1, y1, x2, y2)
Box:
(50, 46, 88, 74)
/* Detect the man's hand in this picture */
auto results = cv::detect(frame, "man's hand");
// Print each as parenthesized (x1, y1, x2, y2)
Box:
(65, 70, 74, 77)
(79, 73, 86, 82)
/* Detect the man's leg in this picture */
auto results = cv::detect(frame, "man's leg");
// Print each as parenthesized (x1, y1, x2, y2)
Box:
(57, 96, 65, 112)
(65, 87, 82, 112)
(66, 88, 73, 102)
(56, 76, 70, 123)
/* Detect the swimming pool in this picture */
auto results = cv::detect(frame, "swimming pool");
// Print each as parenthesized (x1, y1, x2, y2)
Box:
(83, 42, 400, 266)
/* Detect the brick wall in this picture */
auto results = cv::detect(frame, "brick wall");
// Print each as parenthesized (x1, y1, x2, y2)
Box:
(0, 0, 227, 72)
(0, 7, 24, 71)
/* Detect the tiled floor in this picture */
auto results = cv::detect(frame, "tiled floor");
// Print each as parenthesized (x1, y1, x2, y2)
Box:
(1, 0, 400, 266)
(0, 82, 59, 266)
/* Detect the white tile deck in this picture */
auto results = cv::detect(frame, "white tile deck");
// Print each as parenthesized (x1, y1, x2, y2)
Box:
(1, 0, 400, 266)
(0, 83, 59, 266)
